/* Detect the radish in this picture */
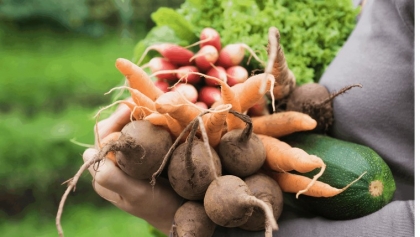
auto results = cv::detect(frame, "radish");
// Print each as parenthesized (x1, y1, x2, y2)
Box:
(226, 65, 249, 86)
(195, 101, 208, 110)
(146, 57, 178, 81)
(138, 43, 195, 66)
(199, 27, 222, 51)
(198, 86, 221, 107)
(154, 80, 170, 93)
(205, 66, 227, 86)
(217, 43, 265, 68)
(190, 45, 219, 72)
(176, 65, 202, 84)
(171, 83, 199, 103)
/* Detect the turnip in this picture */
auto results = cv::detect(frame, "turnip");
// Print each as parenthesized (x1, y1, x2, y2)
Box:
(172, 201, 216, 237)
(203, 175, 279, 232)
(218, 110, 266, 178)
(240, 172, 283, 236)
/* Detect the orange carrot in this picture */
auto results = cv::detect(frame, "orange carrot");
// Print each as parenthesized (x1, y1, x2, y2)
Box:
(271, 171, 366, 199)
(203, 104, 231, 147)
(115, 58, 164, 101)
(154, 91, 203, 128)
(144, 113, 184, 140)
(258, 134, 325, 173)
(98, 131, 121, 165)
(252, 111, 317, 138)
(230, 73, 275, 113)
(111, 86, 155, 110)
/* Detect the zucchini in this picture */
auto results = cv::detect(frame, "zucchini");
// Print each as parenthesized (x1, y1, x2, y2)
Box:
(281, 132, 396, 220)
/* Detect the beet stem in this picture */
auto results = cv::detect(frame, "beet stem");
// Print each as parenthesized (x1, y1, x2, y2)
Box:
(318, 83, 363, 106)
(228, 110, 253, 143)
(247, 196, 279, 232)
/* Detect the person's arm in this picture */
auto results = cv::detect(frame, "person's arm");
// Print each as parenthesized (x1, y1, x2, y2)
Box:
(214, 0, 415, 236)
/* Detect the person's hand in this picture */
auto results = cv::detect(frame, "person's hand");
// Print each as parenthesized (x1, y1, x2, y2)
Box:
(84, 99, 183, 235)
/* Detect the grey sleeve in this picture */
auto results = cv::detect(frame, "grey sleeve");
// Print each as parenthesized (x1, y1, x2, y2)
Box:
(212, 200, 414, 237)
(212, 0, 414, 236)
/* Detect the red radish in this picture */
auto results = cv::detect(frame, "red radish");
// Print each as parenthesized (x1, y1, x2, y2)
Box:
(205, 66, 227, 86)
(138, 43, 195, 66)
(200, 27, 222, 51)
(190, 45, 219, 72)
(176, 65, 202, 84)
(147, 57, 178, 80)
(154, 80, 170, 93)
(199, 86, 222, 107)
(195, 101, 208, 110)
(217, 43, 265, 68)
(171, 83, 199, 103)
(226, 65, 249, 86)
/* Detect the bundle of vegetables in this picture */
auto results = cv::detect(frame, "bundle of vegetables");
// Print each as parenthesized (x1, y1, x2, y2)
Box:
(56, 26, 395, 237)
(135, 27, 265, 110)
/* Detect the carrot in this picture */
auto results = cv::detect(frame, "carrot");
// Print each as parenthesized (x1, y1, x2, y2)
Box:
(155, 91, 203, 128)
(258, 134, 326, 173)
(265, 27, 296, 100)
(252, 111, 317, 138)
(115, 58, 164, 101)
(204, 74, 244, 131)
(230, 73, 275, 112)
(144, 113, 184, 140)
(98, 131, 121, 165)
(271, 171, 366, 198)
(203, 104, 231, 148)
(105, 86, 156, 111)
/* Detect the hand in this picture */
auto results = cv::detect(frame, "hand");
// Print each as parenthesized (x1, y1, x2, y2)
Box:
(84, 99, 183, 235)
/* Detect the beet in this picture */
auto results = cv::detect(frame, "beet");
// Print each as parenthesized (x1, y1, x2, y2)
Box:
(240, 172, 283, 233)
(218, 111, 266, 178)
(97, 120, 173, 180)
(172, 201, 216, 237)
(286, 83, 362, 132)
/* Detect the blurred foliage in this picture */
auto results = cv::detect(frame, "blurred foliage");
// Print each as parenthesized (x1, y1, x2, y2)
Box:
(0, 204, 155, 236)
(135, 0, 358, 85)
(0, 0, 183, 36)
(0, 21, 136, 217)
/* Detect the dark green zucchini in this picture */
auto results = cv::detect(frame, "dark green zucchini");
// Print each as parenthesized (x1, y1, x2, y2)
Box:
(281, 132, 396, 220)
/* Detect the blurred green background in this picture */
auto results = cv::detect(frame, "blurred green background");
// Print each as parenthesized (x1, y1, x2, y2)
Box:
(0, 0, 182, 236)
(0, 0, 357, 236)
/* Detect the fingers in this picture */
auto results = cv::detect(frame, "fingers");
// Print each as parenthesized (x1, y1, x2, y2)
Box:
(82, 148, 150, 200)
(94, 97, 133, 147)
